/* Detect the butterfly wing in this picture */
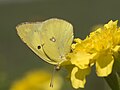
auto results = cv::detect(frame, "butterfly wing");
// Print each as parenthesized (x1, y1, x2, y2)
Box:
(16, 18, 73, 65)
(39, 18, 74, 64)
(16, 22, 57, 65)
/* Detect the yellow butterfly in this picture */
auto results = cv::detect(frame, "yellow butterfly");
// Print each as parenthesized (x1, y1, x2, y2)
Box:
(16, 18, 74, 69)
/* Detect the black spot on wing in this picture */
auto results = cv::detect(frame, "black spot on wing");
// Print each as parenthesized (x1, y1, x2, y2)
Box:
(37, 45, 41, 49)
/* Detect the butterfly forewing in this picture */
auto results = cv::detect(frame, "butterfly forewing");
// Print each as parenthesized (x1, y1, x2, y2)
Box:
(39, 19, 73, 64)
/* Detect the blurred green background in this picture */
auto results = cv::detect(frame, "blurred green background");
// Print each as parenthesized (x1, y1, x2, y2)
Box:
(0, 0, 120, 90)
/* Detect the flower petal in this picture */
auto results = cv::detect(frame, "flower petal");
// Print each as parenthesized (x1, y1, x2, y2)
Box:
(104, 20, 118, 29)
(70, 51, 96, 69)
(71, 67, 91, 89)
(96, 52, 114, 77)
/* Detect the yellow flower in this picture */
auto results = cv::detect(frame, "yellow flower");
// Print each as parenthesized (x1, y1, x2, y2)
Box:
(89, 20, 120, 76)
(10, 69, 63, 90)
(65, 20, 120, 89)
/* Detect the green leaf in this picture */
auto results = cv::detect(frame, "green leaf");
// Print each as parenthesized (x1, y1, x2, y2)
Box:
(104, 72, 120, 90)
(114, 60, 120, 76)
(106, 49, 120, 90)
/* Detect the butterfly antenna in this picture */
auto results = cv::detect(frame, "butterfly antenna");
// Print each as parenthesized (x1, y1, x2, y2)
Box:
(50, 66, 56, 87)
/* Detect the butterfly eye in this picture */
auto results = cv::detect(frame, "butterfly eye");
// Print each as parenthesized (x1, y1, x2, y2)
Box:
(37, 45, 41, 49)
(50, 37, 56, 42)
